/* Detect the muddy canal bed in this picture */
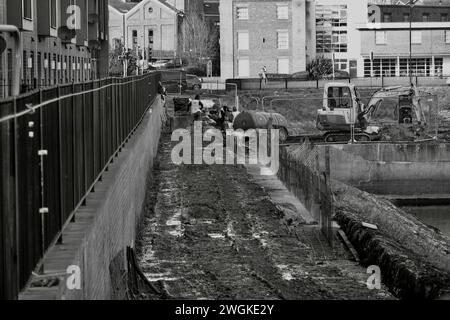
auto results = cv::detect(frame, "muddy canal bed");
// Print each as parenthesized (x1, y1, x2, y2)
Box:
(135, 134, 392, 300)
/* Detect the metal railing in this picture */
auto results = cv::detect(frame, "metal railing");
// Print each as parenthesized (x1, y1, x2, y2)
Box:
(227, 75, 450, 91)
(0, 72, 161, 300)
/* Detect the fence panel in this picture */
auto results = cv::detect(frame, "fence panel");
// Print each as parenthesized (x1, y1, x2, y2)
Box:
(0, 99, 18, 300)
(0, 72, 160, 299)
(278, 144, 334, 246)
(15, 92, 42, 289)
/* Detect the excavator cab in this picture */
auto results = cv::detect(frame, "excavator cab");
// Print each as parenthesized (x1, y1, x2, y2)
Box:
(317, 83, 361, 131)
(398, 94, 414, 124)
(316, 83, 381, 142)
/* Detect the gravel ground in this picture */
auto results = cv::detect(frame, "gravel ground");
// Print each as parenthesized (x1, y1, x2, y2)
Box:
(135, 131, 393, 300)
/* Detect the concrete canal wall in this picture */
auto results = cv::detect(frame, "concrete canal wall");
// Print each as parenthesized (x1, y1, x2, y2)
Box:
(19, 98, 165, 300)
(319, 143, 450, 196)
(280, 143, 450, 299)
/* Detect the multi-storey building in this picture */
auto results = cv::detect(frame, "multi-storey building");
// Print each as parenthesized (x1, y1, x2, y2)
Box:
(358, 3, 450, 78)
(220, 0, 450, 79)
(109, 0, 185, 62)
(0, 0, 109, 97)
(313, 0, 367, 78)
(220, 0, 312, 79)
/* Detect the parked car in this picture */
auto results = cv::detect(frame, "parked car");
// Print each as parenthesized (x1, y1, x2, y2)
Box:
(266, 73, 291, 80)
(161, 70, 188, 93)
(327, 70, 350, 79)
(290, 71, 310, 80)
(187, 74, 203, 90)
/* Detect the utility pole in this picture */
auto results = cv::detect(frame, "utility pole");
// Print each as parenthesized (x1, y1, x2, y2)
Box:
(409, 3, 412, 84)
(409, 0, 418, 85)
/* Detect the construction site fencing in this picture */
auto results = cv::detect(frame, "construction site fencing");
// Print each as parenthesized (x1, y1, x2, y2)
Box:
(226, 75, 449, 91)
(0, 72, 160, 300)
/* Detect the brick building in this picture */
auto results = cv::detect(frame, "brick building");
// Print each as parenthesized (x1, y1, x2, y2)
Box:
(220, 0, 312, 79)
(359, 3, 450, 78)
(0, 0, 109, 97)
(220, 0, 450, 79)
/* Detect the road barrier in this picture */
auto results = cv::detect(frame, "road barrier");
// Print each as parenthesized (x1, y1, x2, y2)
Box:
(0, 72, 160, 299)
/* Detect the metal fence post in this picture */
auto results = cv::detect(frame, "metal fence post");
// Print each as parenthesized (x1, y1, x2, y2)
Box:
(57, 84, 64, 243)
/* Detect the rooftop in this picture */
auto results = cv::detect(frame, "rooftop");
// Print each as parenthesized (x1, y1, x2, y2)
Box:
(109, 0, 139, 14)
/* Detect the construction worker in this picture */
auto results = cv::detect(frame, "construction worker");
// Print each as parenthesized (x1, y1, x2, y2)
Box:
(260, 66, 268, 85)
(190, 94, 204, 122)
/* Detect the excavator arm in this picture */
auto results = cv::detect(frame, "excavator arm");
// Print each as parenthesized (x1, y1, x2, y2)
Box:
(362, 85, 427, 125)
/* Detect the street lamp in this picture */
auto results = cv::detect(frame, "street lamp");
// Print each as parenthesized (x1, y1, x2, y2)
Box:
(409, 0, 419, 84)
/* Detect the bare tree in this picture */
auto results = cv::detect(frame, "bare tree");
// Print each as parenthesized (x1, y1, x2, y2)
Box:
(109, 39, 138, 77)
(180, 13, 218, 70)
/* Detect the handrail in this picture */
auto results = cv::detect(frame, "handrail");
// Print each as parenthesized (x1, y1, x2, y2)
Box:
(0, 74, 153, 124)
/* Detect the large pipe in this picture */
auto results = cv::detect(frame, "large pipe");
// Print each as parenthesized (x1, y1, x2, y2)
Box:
(0, 25, 22, 96)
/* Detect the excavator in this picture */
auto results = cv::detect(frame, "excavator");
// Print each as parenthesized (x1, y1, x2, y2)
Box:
(315, 82, 428, 143)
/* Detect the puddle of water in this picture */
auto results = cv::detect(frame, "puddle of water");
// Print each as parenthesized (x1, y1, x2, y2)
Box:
(252, 232, 269, 248)
(166, 209, 184, 237)
(226, 222, 236, 239)
(276, 265, 295, 281)
(208, 233, 225, 239)
(144, 272, 179, 282)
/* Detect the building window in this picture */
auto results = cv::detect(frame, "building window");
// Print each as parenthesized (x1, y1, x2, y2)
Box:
(52, 54, 57, 84)
(50, 0, 57, 28)
(236, 6, 248, 20)
(422, 13, 429, 22)
(277, 58, 289, 74)
(403, 13, 410, 22)
(317, 30, 347, 53)
(316, 5, 347, 27)
(375, 31, 387, 45)
(23, 0, 32, 20)
(316, 5, 348, 54)
(237, 31, 249, 50)
(383, 13, 392, 23)
(364, 58, 396, 78)
(412, 31, 422, 44)
(277, 31, 289, 50)
(277, 4, 289, 20)
(22, 51, 27, 86)
(237, 58, 249, 77)
(400, 58, 432, 77)
(334, 59, 348, 72)
(148, 30, 154, 61)
(132, 30, 138, 50)
(442, 14, 448, 22)
(435, 58, 443, 76)
(445, 31, 450, 43)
